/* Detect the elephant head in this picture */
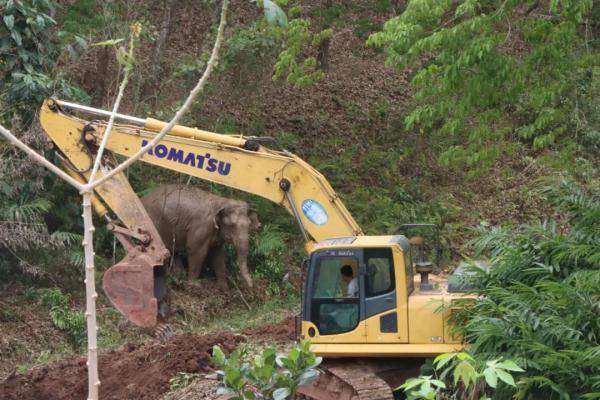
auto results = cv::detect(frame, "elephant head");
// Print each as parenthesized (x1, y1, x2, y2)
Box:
(214, 204, 261, 287)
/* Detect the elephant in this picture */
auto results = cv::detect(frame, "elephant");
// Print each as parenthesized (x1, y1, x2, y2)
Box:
(141, 185, 261, 289)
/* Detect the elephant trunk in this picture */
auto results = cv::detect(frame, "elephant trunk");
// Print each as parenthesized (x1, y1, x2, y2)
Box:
(234, 234, 253, 288)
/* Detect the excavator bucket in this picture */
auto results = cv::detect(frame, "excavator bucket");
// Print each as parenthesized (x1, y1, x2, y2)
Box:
(102, 255, 158, 328)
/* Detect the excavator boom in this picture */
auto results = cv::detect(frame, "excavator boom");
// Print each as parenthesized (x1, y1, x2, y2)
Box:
(39, 98, 362, 328)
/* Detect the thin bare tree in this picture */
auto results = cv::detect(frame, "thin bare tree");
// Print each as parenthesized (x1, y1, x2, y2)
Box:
(0, 1, 229, 398)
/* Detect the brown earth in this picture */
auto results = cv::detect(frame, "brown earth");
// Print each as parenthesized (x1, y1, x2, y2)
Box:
(0, 317, 295, 400)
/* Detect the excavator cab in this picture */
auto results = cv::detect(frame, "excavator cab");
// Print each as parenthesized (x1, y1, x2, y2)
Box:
(301, 233, 464, 358)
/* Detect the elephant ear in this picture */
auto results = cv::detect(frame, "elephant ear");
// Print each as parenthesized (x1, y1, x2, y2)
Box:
(214, 206, 238, 230)
(248, 209, 261, 231)
(213, 207, 227, 229)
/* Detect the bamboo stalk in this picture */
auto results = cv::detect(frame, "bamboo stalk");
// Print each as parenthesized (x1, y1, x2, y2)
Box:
(82, 192, 100, 400)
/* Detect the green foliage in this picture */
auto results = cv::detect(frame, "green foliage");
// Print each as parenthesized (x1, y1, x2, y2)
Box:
(0, 306, 17, 322)
(367, 0, 598, 173)
(273, 17, 331, 88)
(250, 225, 287, 295)
(0, 176, 85, 284)
(38, 288, 86, 349)
(212, 339, 321, 400)
(452, 180, 600, 398)
(401, 352, 523, 400)
(0, 0, 88, 124)
(271, 2, 333, 89)
(221, 21, 282, 80)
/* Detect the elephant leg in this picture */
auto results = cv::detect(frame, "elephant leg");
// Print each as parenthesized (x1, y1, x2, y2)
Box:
(208, 246, 229, 291)
(169, 255, 186, 280)
(186, 242, 210, 281)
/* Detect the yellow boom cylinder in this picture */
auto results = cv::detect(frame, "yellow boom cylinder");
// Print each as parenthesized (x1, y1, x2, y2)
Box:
(144, 118, 246, 147)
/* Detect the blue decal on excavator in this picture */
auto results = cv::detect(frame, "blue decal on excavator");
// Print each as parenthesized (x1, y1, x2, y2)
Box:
(302, 199, 328, 225)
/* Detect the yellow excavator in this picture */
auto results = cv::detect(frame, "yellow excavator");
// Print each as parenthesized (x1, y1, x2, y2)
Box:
(39, 98, 468, 400)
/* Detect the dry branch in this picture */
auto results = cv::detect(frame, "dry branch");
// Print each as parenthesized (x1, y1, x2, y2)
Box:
(0, 125, 84, 191)
(88, 0, 230, 191)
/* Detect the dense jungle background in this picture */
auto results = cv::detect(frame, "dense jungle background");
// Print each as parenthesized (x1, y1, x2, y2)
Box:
(0, 0, 598, 399)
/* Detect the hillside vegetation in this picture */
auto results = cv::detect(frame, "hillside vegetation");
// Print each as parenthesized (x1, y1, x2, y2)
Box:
(0, 0, 598, 398)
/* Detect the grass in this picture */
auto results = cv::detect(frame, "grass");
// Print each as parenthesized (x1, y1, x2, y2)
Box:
(189, 295, 298, 335)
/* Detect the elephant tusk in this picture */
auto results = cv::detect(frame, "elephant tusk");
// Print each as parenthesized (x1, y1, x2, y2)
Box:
(213, 216, 219, 230)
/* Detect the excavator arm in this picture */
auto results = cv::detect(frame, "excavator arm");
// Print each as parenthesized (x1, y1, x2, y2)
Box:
(39, 98, 362, 328)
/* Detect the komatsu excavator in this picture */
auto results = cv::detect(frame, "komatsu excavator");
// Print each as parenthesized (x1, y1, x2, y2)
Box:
(39, 98, 468, 400)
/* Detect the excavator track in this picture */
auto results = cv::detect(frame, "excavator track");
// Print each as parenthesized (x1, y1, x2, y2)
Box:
(296, 358, 423, 400)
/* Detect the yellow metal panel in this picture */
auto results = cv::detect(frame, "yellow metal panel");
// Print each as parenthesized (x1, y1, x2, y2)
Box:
(408, 293, 445, 344)
(39, 106, 93, 172)
(311, 343, 465, 358)
(365, 312, 403, 343)
(145, 118, 246, 147)
(302, 321, 367, 344)
(314, 236, 400, 249)
(393, 247, 409, 342)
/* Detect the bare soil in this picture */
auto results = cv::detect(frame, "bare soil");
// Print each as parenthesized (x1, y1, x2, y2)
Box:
(0, 317, 295, 400)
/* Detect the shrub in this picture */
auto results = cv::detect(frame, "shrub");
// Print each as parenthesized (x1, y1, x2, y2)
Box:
(453, 180, 600, 398)
(39, 288, 86, 349)
(401, 352, 523, 400)
(212, 339, 321, 400)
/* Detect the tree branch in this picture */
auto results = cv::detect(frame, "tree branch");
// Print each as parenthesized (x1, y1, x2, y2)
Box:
(88, 26, 139, 183)
(0, 125, 84, 191)
(88, 0, 230, 190)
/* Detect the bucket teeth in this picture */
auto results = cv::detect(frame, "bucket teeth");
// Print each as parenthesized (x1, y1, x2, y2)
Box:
(154, 323, 174, 341)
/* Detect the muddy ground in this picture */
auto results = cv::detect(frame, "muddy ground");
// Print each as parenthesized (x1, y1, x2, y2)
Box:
(0, 317, 295, 400)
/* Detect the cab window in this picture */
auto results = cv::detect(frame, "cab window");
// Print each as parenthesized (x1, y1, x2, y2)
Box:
(365, 248, 394, 297)
(311, 256, 359, 335)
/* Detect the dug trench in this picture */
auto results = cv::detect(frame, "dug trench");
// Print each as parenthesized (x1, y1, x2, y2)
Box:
(0, 317, 296, 400)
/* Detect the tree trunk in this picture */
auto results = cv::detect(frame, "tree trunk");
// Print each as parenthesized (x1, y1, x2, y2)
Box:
(144, 0, 175, 104)
(82, 192, 100, 400)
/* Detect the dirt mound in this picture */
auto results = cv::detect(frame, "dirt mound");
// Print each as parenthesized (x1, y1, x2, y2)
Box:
(0, 332, 242, 400)
(243, 316, 296, 341)
(0, 316, 296, 400)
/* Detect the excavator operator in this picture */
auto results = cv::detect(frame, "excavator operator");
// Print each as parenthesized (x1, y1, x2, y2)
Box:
(340, 265, 358, 297)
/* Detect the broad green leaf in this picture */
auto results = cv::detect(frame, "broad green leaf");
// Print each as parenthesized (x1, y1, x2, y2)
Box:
(454, 360, 477, 388)
(430, 379, 446, 389)
(433, 352, 457, 369)
(3, 15, 14, 30)
(212, 345, 227, 367)
(496, 369, 516, 387)
(498, 360, 524, 372)
(483, 368, 498, 388)
(11, 30, 22, 46)
(399, 377, 427, 391)
(273, 387, 291, 400)
(298, 369, 319, 386)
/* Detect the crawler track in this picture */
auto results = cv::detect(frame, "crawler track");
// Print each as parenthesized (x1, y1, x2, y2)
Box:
(296, 358, 423, 400)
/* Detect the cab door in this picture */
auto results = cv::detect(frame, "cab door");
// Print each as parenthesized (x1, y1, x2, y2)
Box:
(364, 247, 408, 343)
(303, 248, 367, 343)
